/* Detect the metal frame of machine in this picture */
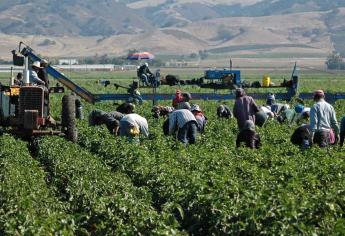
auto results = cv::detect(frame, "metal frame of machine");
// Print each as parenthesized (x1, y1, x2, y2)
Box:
(6, 42, 345, 105)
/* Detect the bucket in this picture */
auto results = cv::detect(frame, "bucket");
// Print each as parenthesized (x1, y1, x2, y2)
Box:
(262, 75, 271, 87)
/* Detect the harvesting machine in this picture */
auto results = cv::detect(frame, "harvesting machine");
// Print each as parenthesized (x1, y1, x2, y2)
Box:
(0, 43, 77, 141)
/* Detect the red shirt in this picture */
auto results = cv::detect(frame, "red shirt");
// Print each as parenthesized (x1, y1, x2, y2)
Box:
(172, 94, 184, 108)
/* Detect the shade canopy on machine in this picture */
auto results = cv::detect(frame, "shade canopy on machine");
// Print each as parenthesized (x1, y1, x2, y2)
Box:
(127, 52, 154, 60)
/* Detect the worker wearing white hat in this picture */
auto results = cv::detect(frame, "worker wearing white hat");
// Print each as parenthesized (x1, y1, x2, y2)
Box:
(29, 61, 46, 86)
(191, 104, 208, 133)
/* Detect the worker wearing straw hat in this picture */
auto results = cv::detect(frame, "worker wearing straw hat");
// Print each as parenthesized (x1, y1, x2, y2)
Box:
(29, 61, 46, 86)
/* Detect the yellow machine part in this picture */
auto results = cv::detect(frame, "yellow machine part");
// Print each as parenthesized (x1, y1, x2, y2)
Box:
(4, 87, 20, 96)
(262, 75, 271, 87)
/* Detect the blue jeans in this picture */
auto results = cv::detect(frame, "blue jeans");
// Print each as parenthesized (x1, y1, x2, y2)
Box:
(140, 74, 149, 86)
(177, 121, 197, 145)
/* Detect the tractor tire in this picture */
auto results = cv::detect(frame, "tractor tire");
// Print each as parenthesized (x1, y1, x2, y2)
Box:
(0, 106, 3, 126)
(61, 95, 77, 142)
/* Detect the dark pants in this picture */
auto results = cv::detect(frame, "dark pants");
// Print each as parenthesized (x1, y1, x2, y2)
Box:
(313, 130, 330, 148)
(340, 131, 344, 147)
(177, 121, 197, 145)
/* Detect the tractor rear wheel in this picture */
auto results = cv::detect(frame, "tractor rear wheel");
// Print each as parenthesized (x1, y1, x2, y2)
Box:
(61, 95, 77, 142)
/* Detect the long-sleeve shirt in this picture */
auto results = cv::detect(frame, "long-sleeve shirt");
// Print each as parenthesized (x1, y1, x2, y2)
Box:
(233, 96, 260, 129)
(120, 113, 149, 137)
(309, 99, 339, 139)
(169, 109, 196, 135)
(29, 70, 45, 85)
(194, 112, 207, 133)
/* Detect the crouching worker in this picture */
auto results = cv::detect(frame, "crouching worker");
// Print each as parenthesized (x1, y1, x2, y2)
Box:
(119, 103, 149, 142)
(169, 102, 198, 145)
(89, 109, 124, 135)
(191, 104, 207, 133)
(236, 120, 261, 149)
(151, 105, 174, 119)
(217, 104, 233, 119)
(291, 124, 311, 150)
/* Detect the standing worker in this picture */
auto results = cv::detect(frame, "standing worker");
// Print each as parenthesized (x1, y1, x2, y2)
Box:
(233, 88, 260, 129)
(168, 102, 198, 145)
(172, 90, 184, 108)
(309, 90, 339, 147)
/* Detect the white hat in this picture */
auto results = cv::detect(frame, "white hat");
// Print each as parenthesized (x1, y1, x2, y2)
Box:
(191, 104, 201, 112)
(144, 62, 148, 67)
(32, 61, 42, 68)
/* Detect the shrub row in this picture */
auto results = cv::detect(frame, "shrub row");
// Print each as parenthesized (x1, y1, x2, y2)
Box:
(37, 136, 184, 235)
(77, 110, 345, 235)
(0, 135, 75, 235)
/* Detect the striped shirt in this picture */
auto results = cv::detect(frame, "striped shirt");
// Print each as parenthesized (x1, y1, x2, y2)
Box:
(120, 113, 149, 137)
(169, 109, 196, 135)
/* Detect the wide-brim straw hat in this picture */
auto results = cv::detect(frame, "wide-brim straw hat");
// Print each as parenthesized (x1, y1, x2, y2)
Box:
(32, 61, 43, 68)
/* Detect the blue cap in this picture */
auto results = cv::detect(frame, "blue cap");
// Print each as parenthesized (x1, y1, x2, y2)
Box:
(294, 104, 304, 113)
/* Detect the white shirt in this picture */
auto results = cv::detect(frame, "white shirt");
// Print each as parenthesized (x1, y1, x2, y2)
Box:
(120, 113, 149, 137)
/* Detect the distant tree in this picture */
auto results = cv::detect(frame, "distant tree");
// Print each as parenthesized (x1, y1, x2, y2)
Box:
(199, 50, 208, 60)
(326, 51, 345, 70)
(128, 49, 138, 54)
(189, 53, 198, 59)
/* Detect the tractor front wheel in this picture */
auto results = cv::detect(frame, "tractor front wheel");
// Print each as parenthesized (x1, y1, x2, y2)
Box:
(61, 95, 77, 142)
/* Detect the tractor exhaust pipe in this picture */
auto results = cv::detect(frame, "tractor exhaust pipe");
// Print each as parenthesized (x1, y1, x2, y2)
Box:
(24, 55, 29, 84)
(10, 67, 14, 86)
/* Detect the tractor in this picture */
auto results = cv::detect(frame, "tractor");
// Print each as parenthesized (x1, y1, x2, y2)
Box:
(0, 44, 77, 142)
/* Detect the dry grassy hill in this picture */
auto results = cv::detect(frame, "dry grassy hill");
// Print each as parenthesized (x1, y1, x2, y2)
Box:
(0, 0, 344, 63)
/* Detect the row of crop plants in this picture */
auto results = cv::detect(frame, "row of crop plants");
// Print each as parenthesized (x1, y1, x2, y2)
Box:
(36, 136, 184, 235)
(77, 112, 345, 235)
(0, 135, 76, 235)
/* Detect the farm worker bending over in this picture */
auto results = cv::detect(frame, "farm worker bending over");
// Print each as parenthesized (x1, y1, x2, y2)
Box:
(236, 120, 261, 149)
(89, 109, 124, 135)
(270, 103, 289, 116)
(169, 102, 198, 145)
(290, 124, 311, 150)
(233, 88, 260, 130)
(277, 107, 297, 124)
(340, 116, 345, 147)
(309, 90, 339, 147)
(191, 104, 208, 133)
(119, 103, 149, 141)
(217, 104, 233, 119)
(29, 61, 46, 86)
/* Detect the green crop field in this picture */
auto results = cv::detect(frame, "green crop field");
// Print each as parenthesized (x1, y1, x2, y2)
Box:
(0, 69, 344, 235)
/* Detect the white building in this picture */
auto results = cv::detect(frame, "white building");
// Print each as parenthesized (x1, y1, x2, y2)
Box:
(58, 59, 78, 65)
